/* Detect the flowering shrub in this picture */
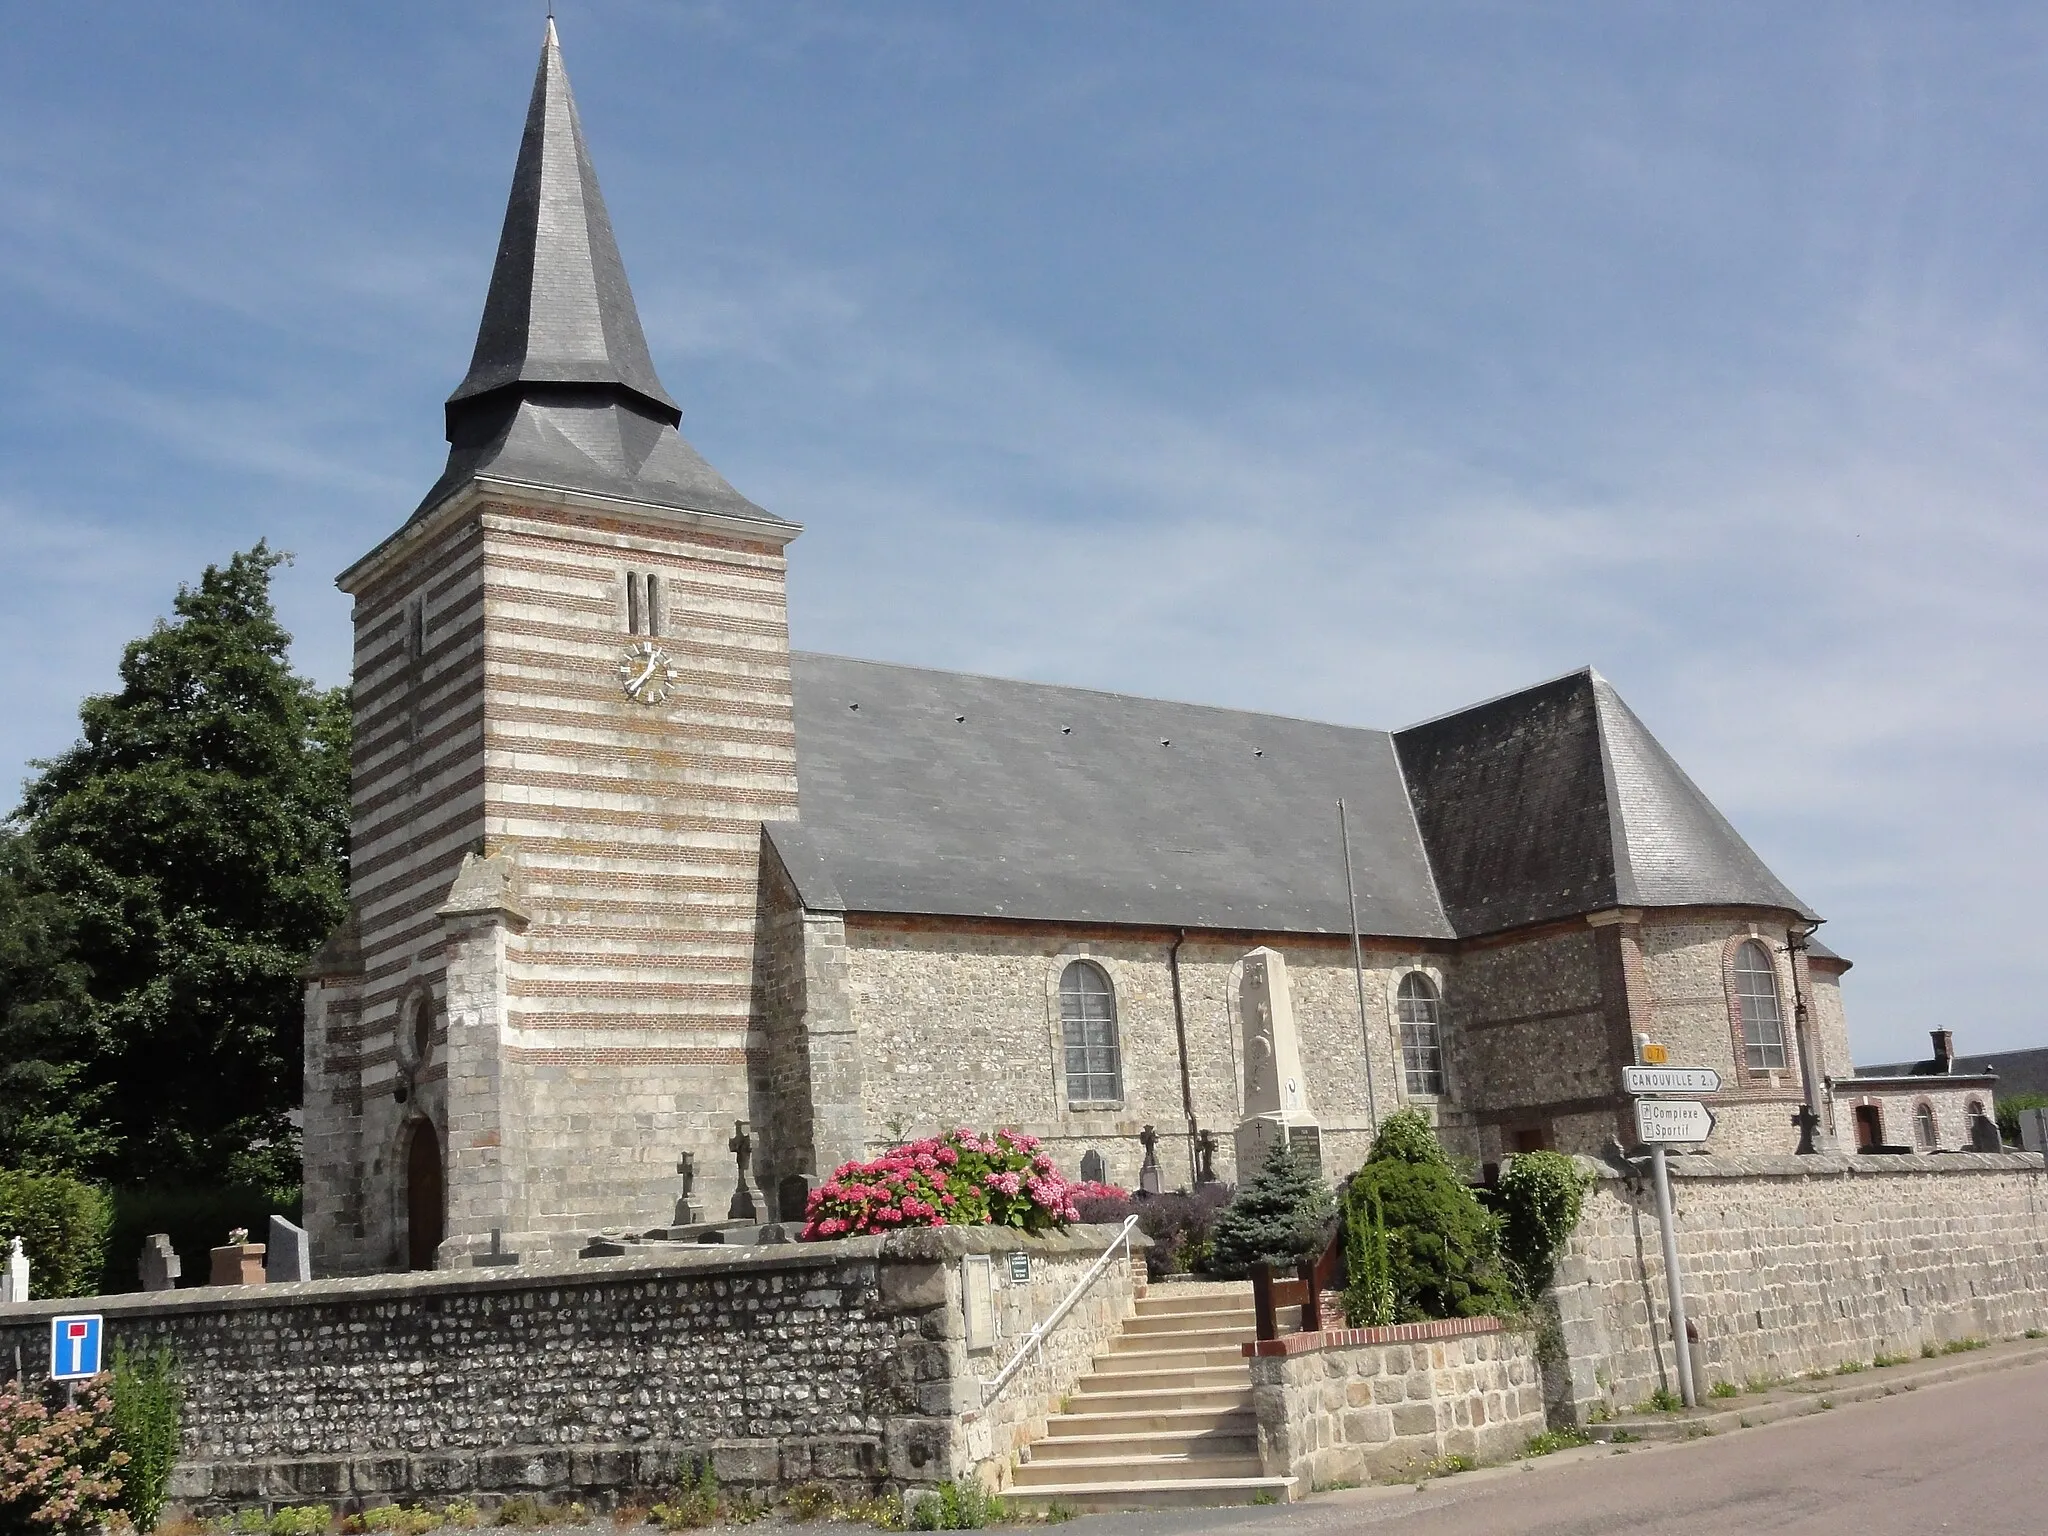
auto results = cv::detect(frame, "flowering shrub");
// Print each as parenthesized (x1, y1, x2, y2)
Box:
(0, 1376, 127, 1535)
(801, 1128, 1081, 1239)
(1069, 1180, 1130, 1207)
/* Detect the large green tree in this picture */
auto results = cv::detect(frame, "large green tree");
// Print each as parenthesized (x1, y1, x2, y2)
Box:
(12, 543, 349, 1188)
(0, 828, 111, 1172)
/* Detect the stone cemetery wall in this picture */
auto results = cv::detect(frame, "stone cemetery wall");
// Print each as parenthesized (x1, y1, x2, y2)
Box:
(0, 1224, 1139, 1515)
(1550, 1152, 2048, 1418)
(1245, 1318, 1544, 1489)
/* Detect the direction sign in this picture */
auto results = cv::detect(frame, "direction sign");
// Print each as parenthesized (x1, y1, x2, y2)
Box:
(1636, 1099, 1716, 1145)
(1623, 1066, 1723, 1096)
(49, 1314, 103, 1381)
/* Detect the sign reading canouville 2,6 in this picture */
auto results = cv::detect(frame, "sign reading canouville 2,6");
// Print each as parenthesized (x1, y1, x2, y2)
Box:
(1622, 1066, 1723, 1096)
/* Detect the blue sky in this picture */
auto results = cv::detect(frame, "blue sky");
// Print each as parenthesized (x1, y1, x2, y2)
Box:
(2, 3, 2044, 1064)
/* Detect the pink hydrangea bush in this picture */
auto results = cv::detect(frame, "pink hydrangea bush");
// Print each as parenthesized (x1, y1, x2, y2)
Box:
(0, 1376, 127, 1535)
(802, 1128, 1082, 1239)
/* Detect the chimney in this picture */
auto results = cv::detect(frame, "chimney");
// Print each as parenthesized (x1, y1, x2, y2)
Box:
(1930, 1030, 1955, 1074)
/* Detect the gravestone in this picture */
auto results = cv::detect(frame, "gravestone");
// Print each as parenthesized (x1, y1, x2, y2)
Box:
(209, 1229, 266, 1287)
(1233, 947, 1320, 1178)
(474, 1227, 520, 1267)
(672, 1151, 703, 1227)
(1193, 1131, 1219, 1186)
(1079, 1149, 1106, 1185)
(1137, 1125, 1164, 1196)
(727, 1120, 764, 1223)
(268, 1215, 312, 1283)
(138, 1233, 181, 1292)
(1971, 1113, 2003, 1153)
(775, 1172, 813, 1226)
(1, 1236, 27, 1304)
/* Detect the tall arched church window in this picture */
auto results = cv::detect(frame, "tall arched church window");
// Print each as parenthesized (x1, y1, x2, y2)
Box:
(1397, 973, 1446, 1096)
(1060, 961, 1122, 1105)
(1733, 940, 1788, 1072)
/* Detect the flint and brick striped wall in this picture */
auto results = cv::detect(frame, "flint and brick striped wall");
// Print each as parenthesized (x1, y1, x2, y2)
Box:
(307, 494, 797, 1273)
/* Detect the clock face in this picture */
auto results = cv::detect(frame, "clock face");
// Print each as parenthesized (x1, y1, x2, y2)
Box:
(617, 641, 679, 705)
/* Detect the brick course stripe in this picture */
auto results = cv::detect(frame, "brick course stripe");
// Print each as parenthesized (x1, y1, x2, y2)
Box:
(1243, 1315, 1506, 1357)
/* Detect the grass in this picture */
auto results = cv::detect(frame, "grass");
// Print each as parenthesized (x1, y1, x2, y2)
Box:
(1642, 1387, 1682, 1413)
(1421, 1454, 1474, 1479)
(1939, 1337, 1989, 1355)
(1249, 1491, 1281, 1506)
(1519, 1426, 1593, 1458)
(1042, 1505, 1076, 1525)
(1709, 1381, 1739, 1399)
(2026, 1329, 2045, 1340)
(784, 1484, 838, 1523)
(1608, 1430, 1641, 1444)
(1871, 1351, 1911, 1369)
(1817, 1397, 1834, 1410)
(907, 1481, 1004, 1531)
(1833, 1360, 1867, 1376)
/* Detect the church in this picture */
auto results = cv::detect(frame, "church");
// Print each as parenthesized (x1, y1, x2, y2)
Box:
(304, 23, 1896, 1275)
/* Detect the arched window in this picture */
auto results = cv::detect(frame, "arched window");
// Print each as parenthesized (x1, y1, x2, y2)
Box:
(1732, 940, 1788, 1072)
(411, 994, 435, 1066)
(1913, 1102, 1936, 1151)
(1397, 973, 1446, 1097)
(1060, 961, 1122, 1105)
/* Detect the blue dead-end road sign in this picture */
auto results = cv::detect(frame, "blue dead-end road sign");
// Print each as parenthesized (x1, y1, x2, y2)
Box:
(49, 1314, 103, 1380)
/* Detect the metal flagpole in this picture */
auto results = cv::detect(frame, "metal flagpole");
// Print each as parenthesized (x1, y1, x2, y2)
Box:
(1339, 799, 1381, 1136)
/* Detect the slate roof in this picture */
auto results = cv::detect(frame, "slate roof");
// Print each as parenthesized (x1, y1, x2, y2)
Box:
(412, 22, 784, 529)
(1396, 669, 1816, 933)
(769, 657, 1815, 940)
(1860, 1047, 2040, 1090)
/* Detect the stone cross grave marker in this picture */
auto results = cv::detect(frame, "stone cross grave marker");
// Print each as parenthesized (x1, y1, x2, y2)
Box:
(1, 1237, 27, 1304)
(1137, 1124, 1164, 1195)
(727, 1120, 764, 1223)
(673, 1150, 703, 1226)
(138, 1233, 181, 1292)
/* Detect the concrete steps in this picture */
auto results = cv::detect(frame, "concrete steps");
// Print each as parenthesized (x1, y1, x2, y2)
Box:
(1005, 1285, 1295, 1513)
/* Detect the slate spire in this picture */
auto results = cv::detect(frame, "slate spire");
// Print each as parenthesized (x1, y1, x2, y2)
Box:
(447, 18, 678, 433)
(411, 22, 783, 528)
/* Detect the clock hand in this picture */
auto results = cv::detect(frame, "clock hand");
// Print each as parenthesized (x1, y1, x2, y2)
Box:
(626, 655, 659, 694)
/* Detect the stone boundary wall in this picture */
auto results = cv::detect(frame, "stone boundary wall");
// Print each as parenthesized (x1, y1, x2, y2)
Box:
(0, 1226, 1140, 1516)
(1246, 1318, 1544, 1490)
(1550, 1152, 2048, 1419)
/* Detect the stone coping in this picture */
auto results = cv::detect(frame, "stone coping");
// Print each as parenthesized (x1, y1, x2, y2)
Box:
(1584, 1150, 2043, 1181)
(0, 1221, 1142, 1325)
(1244, 1315, 1506, 1358)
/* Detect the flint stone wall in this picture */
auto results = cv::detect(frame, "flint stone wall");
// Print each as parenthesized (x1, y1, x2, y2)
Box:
(1246, 1318, 1544, 1488)
(1550, 1152, 2048, 1418)
(0, 1225, 1139, 1515)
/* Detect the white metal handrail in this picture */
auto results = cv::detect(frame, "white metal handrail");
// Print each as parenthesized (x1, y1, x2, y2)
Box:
(981, 1215, 1140, 1407)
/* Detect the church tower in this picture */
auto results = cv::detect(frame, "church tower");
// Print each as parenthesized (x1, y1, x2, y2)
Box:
(302, 22, 800, 1273)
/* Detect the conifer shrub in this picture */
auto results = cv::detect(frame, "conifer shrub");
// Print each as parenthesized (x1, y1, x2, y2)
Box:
(1342, 1182, 1395, 1327)
(1344, 1110, 1511, 1321)
(1209, 1140, 1332, 1274)
(0, 1167, 111, 1298)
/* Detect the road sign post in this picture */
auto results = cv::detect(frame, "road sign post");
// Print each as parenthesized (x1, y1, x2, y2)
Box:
(1625, 1064, 1720, 1410)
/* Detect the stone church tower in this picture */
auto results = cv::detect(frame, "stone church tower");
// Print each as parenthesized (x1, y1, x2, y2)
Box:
(302, 22, 799, 1273)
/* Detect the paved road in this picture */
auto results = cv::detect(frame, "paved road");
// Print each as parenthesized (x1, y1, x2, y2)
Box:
(1079, 1359, 2048, 1536)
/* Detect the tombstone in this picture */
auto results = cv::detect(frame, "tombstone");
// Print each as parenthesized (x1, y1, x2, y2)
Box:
(775, 1172, 814, 1227)
(1137, 1125, 1165, 1196)
(209, 1229, 266, 1287)
(672, 1150, 703, 1227)
(267, 1215, 312, 1283)
(1970, 1113, 2003, 1153)
(726, 1120, 764, 1223)
(1791, 1103, 1822, 1156)
(1193, 1131, 1219, 1186)
(138, 1233, 181, 1293)
(474, 1227, 520, 1267)
(1, 1237, 28, 1304)
(1079, 1149, 1107, 1185)
(1233, 947, 1321, 1178)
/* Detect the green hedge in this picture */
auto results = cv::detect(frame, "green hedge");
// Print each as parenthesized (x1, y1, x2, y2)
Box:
(0, 1169, 112, 1298)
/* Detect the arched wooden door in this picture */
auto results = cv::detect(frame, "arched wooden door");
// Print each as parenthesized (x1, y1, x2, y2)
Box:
(406, 1120, 444, 1270)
